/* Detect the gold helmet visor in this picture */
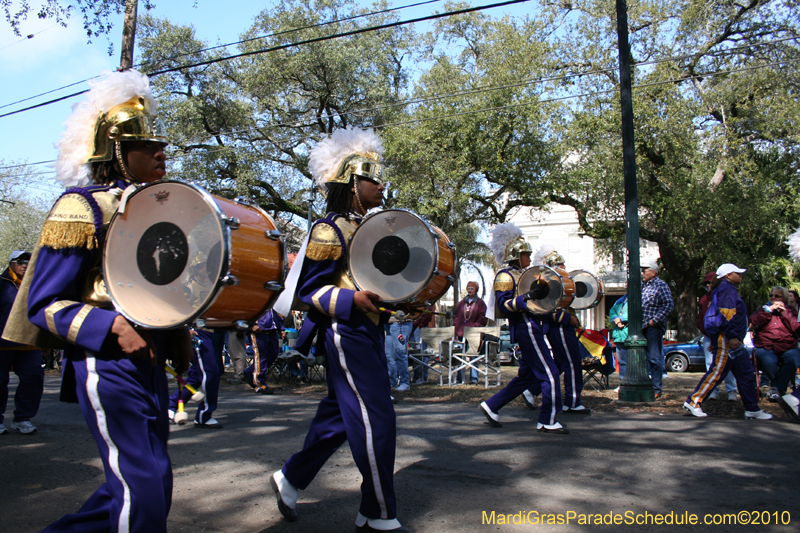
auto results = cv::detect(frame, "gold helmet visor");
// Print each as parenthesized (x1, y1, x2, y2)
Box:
(327, 154, 388, 186)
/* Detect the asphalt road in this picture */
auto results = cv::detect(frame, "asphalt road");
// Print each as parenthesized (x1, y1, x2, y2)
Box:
(2, 375, 799, 532)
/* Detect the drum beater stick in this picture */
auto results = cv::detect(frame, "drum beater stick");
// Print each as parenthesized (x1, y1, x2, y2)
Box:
(164, 364, 206, 402)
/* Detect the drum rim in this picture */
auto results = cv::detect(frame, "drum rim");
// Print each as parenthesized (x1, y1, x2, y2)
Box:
(347, 208, 441, 304)
(102, 179, 233, 329)
(568, 269, 605, 310)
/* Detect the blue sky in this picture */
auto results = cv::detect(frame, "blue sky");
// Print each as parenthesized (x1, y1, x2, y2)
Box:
(0, 0, 533, 199)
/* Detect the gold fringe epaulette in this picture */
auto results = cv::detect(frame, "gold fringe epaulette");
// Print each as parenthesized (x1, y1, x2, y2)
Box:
(39, 193, 98, 250)
(39, 221, 97, 250)
(494, 272, 515, 292)
(306, 223, 343, 261)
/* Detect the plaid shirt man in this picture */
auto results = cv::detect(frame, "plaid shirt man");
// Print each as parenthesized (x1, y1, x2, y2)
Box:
(642, 276, 674, 328)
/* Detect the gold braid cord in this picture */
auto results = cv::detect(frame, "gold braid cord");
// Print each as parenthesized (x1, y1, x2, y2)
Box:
(39, 194, 98, 250)
(306, 223, 343, 261)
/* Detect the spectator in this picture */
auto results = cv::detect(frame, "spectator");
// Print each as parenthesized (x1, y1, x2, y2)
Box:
(0, 250, 44, 435)
(641, 259, 674, 399)
(684, 264, 771, 419)
(386, 314, 413, 392)
(697, 272, 738, 401)
(750, 286, 800, 401)
(453, 281, 488, 384)
(609, 284, 628, 389)
(411, 304, 436, 384)
(788, 289, 799, 312)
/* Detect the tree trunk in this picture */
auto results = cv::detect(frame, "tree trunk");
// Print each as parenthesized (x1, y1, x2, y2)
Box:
(657, 242, 704, 341)
(120, 0, 138, 70)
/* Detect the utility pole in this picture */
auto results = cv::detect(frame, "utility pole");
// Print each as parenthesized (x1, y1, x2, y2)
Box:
(120, 0, 138, 70)
(615, 0, 654, 402)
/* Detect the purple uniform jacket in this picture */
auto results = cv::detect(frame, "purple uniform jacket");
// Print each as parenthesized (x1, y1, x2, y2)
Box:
(27, 184, 121, 357)
(295, 213, 385, 353)
(494, 265, 547, 342)
(257, 309, 283, 336)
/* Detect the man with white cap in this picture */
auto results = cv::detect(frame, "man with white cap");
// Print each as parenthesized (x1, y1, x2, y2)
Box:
(0, 250, 43, 434)
(683, 264, 771, 419)
(640, 259, 673, 398)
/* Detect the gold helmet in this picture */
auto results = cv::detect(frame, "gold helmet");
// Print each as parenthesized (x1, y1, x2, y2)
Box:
(88, 96, 167, 163)
(504, 237, 533, 263)
(55, 70, 166, 188)
(309, 126, 387, 193)
(533, 245, 565, 267)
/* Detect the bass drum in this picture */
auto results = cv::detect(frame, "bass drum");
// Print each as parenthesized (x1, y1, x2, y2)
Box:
(103, 180, 285, 329)
(347, 209, 456, 308)
(569, 269, 604, 310)
(517, 265, 575, 314)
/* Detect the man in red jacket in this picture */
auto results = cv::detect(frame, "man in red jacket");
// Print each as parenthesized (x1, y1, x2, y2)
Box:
(750, 286, 800, 401)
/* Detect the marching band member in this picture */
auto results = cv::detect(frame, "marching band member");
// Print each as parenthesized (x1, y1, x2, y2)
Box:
(2, 70, 190, 532)
(534, 246, 591, 413)
(479, 224, 567, 433)
(270, 127, 408, 532)
(243, 309, 283, 395)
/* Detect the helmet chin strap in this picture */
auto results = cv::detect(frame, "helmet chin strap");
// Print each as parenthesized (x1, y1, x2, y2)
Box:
(114, 142, 137, 184)
(352, 176, 367, 215)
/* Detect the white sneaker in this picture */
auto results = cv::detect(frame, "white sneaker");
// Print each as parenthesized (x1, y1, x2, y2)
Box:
(271, 470, 298, 521)
(709, 390, 719, 400)
(395, 383, 410, 392)
(167, 409, 175, 422)
(0, 423, 7, 435)
(613, 386, 620, 392)
(682, 402, 707, 417)
(779, 394, 800, 422)
(10, 420, 37, 434)
(744, 410, 773, 420)
(521, 390, 537, 410)
(480, 401, 502, 427)
(536, 422, 569, 433)
(727, 391, 738, 401)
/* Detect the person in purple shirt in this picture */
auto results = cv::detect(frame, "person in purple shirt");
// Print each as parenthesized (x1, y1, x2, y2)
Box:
(683, 264, 771, 419)
(270, 127, 408, 532)
(4, 70, 190, 533)
(0, 250, 43, 435)
(244, 309, 284, 395)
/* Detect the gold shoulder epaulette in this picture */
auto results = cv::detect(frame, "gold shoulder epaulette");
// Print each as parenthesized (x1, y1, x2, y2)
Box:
(91, 189, 122, 226)
(494, 271, 515, 292)
(306, 222, 343, 261)
(39, 193, 98, 250)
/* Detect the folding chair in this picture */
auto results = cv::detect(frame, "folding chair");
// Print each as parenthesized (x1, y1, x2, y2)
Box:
(448, 326, 501, 388)
(410, 327, 453, 386)
(578, 328, 615, 391)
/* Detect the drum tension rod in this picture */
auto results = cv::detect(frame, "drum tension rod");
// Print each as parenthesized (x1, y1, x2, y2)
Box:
(265, 230, 282, 240)
(222, 216, 240, 229)
(264, 281, 283, 291)
(221, 275, 240, 286)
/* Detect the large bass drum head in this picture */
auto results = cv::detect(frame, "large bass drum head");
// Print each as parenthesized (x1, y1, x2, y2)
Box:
(103, 181, 227, 328)
(569, 269, 604, 309)
(348, 210, 438, 303)
(518, 265, 568, 314)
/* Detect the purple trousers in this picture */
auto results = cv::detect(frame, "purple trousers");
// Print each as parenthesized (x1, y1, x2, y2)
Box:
(282, 315, 397, 520)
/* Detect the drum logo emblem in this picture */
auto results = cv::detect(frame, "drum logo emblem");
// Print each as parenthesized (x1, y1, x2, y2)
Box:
(155, 191, 170, 204)
(385, 214, 396, 226)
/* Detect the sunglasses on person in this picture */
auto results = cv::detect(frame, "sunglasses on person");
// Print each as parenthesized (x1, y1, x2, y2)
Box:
(770, 293, 783, 299)
(12, 259, 29, 265)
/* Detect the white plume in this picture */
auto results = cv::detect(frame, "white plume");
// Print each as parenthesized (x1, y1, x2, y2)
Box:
(54, 70, 156, 188)
(308, 126, 384, 189)
(788, 228, 800, 262)
(490, 223, 524, 264)
(533, 244, 557, 266)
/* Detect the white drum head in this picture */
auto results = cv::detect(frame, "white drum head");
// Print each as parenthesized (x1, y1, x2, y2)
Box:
(518, 265, 566, 314)
(104, 181, 227, 328)
(348, 210, 438, 303)
(569, 269, 604, 309)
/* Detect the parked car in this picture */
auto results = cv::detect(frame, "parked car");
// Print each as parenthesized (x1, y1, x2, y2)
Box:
(662, 336, 707, 373)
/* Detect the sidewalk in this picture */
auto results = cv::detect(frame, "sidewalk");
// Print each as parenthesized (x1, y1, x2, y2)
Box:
(1, 375, 797, 532)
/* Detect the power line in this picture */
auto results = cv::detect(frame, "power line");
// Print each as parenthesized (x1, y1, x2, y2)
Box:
(0, 23, 59, 52)
(0, 0, 531, 119)
(0, 0, 446, 111)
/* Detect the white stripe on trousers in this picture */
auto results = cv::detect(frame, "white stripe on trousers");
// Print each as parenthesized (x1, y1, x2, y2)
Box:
(558, 326, 578, 407)
(86, 356, 132, 533)
(525, 321, 558, 425)
(332, 318, 388, 519)
(196, 342, 210, 421)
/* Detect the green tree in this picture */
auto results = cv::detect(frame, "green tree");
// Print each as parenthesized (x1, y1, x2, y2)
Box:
(0, 161, 52, 260)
